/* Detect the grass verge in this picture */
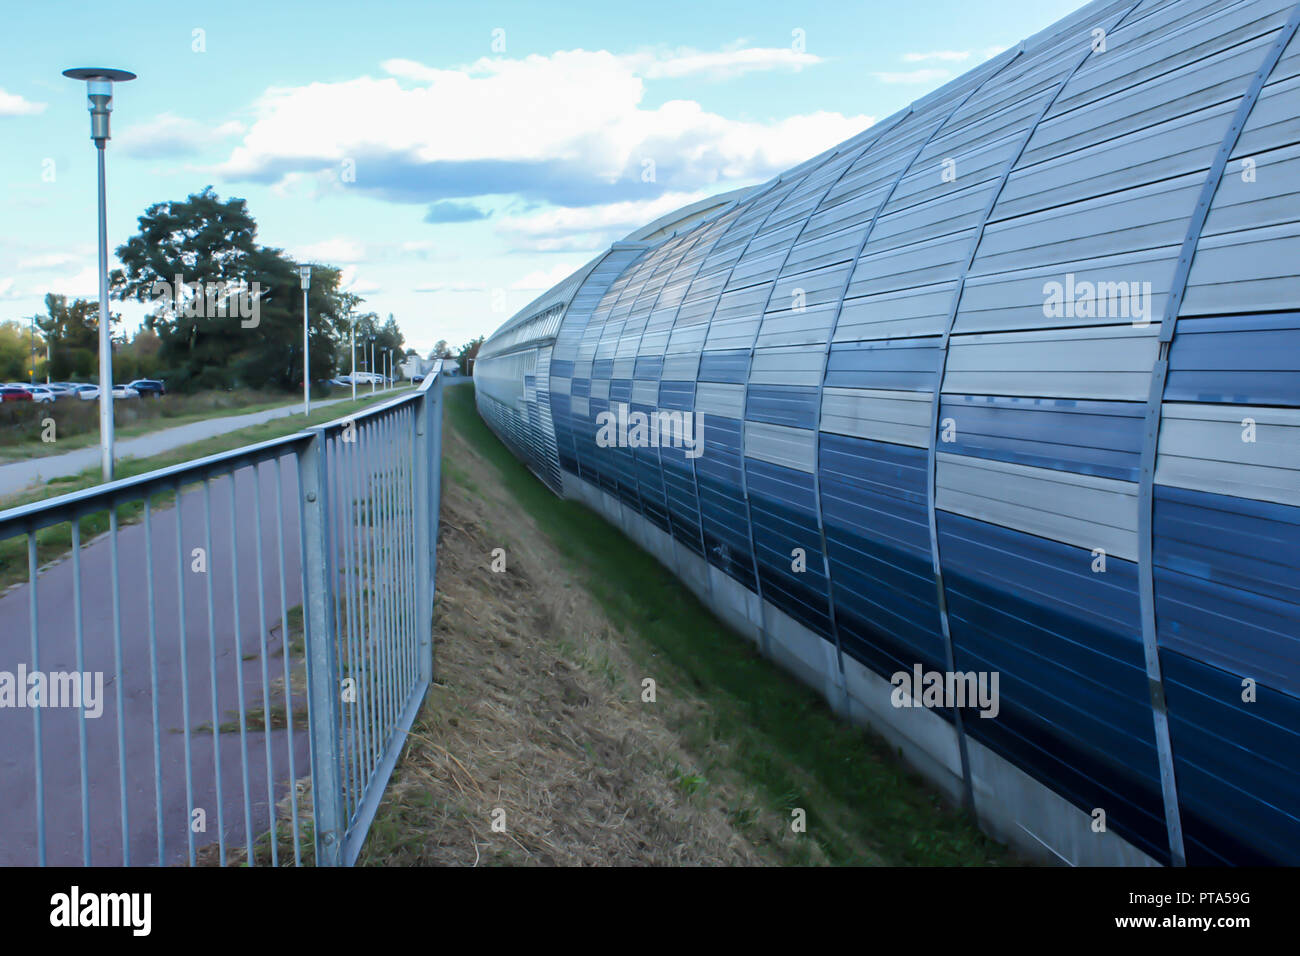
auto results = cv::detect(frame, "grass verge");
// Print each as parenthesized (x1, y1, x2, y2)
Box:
(362, 383, 1011, 866)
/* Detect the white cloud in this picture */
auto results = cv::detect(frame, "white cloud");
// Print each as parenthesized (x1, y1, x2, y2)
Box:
(338, 265, 379, 295)
(0, 277, 17, 299)
(509, 262, 583, 291)
(117, 112, 244, 158)
(902, 50, 971, 63)
(296, 238, 367, 264)
(214, 49, 869, 207)
(43, 267, 99, 298)
(413, 280, 487, 293)
(625, 45, 823, 80)
(17, 251, 87, 271)
(873, 68, 952, 84)
(0, 88, 45, 116)
(498, 190, 713, 251)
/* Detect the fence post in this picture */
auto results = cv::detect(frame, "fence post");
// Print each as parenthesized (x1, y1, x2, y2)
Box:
(300, 426, 345, 866)
(414, 382, 434, 687)
(430, 374, 443, 668)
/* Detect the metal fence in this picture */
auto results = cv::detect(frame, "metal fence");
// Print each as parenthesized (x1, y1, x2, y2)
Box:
(0, 365, 442, 866)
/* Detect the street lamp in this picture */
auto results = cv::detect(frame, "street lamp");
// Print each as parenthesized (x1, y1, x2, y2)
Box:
(299, 264, 311, 414)
(370, 338, 376, 394)
(349, 310, 357, 402)
(64, 66, 136, 482)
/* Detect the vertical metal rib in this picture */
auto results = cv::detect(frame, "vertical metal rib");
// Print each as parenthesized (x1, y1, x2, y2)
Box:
(354, 420, 378, 779)
(228, 471, 254, 863)
(27, 533, 45, 866)
(920, 2, 1144, 818)
(144, 498, 165, 865)
(108, 506, 129, 864)
(71, 520, 91, 865)
(335, 432, 359, 820)
(252, 463, 278, 866)
(343, 423, 370, 804)
(272, 456, 301, 865)
(174, 479, 196, 865)
(202, 477, 225, 865)
(1134, 1, 1300, 868)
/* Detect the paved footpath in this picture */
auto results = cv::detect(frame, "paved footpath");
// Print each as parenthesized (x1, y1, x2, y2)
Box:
(0, 396, 368, 499)
(0, 464, 310, 865)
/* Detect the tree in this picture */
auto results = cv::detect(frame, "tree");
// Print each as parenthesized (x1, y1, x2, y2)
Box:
(110, 186, 354, 392)
(427, 340, 450, 360)
(457, 335, 484, 375)
(0, 320, 32, 381)
(115, 327, 164, 383)
(35, 294, 114, 381)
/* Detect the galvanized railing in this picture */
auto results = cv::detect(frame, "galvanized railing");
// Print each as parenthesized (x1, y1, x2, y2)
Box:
(0, 365, 442, 866)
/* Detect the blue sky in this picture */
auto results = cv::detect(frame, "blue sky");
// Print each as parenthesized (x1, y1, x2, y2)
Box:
(0, 0, 1085, 353)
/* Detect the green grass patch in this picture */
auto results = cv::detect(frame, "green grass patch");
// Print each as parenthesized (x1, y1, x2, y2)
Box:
(442, 383, 1010, 866)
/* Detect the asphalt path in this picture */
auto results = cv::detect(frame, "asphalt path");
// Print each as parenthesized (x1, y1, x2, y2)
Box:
(0, 460, 311, 865)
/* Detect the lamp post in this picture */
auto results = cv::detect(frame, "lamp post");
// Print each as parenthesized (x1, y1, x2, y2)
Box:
(64, 67, 135, 482)
(349, 311, 357, 402)
(370, 338, 376, 394)
(299, 264, 311, 414)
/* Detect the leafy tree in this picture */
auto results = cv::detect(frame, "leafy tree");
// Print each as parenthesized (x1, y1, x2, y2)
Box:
(0, 320, 33, 381)
(35, 294, 114, 381)
(110, 186, 355, 392)
(114, 327, 164, 383)
(456, 335, 484, 374)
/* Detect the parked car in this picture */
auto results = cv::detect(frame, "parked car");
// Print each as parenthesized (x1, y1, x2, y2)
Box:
(127, 378, 166, 398)
(112, 384, 139, 399)
(0, 385, 32, 402)
(44, 383, 75, 399)
(74, 385, 99, 401)
(27, 386, 55, 404)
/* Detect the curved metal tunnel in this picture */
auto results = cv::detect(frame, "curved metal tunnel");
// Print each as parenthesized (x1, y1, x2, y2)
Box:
(474, 0, 1300, 866)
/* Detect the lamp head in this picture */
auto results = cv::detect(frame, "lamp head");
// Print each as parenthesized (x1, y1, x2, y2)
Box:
(63, 68, 135, 145)
(299, 264, 312, 290)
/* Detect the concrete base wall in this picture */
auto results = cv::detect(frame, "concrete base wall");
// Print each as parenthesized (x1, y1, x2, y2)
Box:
(559, 471, 1160, 867)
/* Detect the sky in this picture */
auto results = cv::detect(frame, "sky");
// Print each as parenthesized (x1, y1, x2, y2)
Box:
(0, 0, 1086, 355)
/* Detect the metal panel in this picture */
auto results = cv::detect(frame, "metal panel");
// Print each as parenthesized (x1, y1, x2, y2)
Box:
(820, 387, 932, 447)
(936, 452, 1139, 561)
(744, 421, 818, 473)
(693, 381, 746, 419)
(1155, 403, 1300, 507)
(943, 325, 1160, 400)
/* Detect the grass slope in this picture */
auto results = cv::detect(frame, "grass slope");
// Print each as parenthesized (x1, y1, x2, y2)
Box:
(368, 383, 1010, 866)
